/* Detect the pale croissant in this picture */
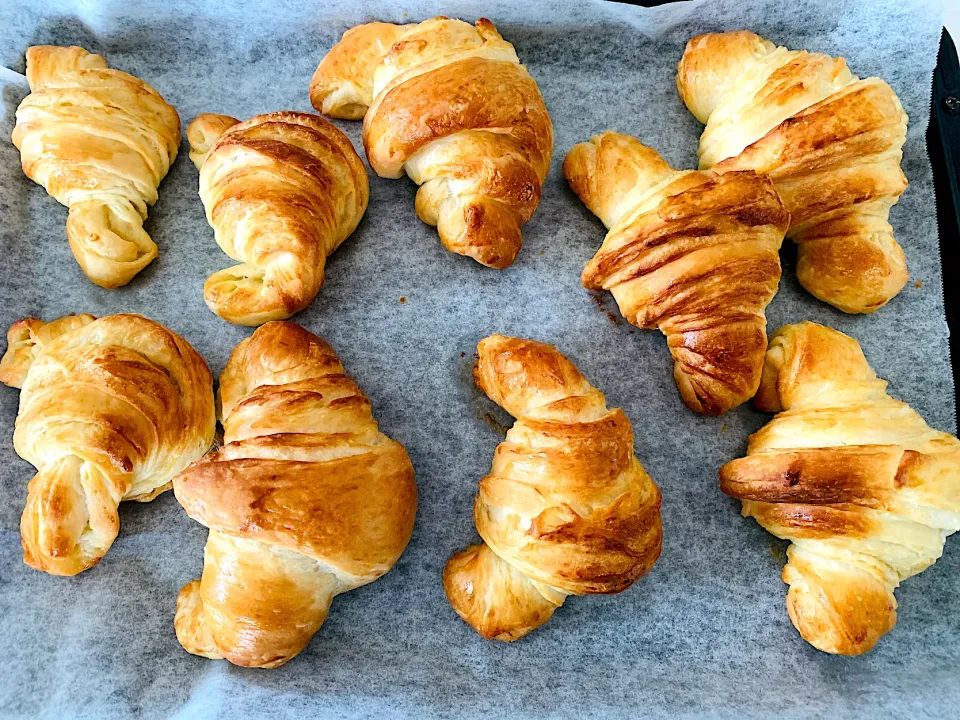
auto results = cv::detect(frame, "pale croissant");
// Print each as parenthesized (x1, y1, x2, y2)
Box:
(0, 314, 215, 576)
(310, 17, 553, 269)
(174, 322, 417, 668)
(564, 132, 789, 415)
(720, 322, 960, 655)
(677, 31, 909, 313)
(12, 46, 181, 288)
(187, 111, 369, 326)
(443, 335, 662, 641)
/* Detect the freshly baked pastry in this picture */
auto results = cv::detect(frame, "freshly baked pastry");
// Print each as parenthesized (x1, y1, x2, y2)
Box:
(187, 111, 368, 326)
(676, 31, 909, 313)
(0, 314, 215, 576)
(12, 46, 180, 288)
(720, 322, 960, 655)
(173, 322, 417, 668)
(564, 132, 789, 415)
(443, 335, 662, 641)
(310, 17, 553, 269)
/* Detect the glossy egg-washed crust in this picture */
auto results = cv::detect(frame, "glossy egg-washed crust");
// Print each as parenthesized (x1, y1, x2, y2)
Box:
(720, 322, 960, 655)
(564, 132, 789, 415)
(310, 17, 552, 269)
(0, 314, 215, 576)
(677, 31, 909, 314)
(12, 46, 181, 288)
(173, 322, 417, 668)
(186, 111, 369, 326)
(443, 335, 662, 641)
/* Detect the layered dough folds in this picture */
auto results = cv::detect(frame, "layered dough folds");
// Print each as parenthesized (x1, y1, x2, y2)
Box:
(720, 322, 960, 654)
(565, 132, 789, 415)
(173, 322, 417, 668)
(677, 31, 909, 313)
(0, 314, 215, 576)
(444, 335, 662, 640)
(311, 17, 553, 268)
(12, 46, 181, 288)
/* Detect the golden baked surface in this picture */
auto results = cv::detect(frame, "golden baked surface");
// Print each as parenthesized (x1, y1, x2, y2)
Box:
(720, 322, 960, 655)
(311, 17, 553, 269)
(0, 314, 215, 576)
(677, 31, 909, 313)
(173, 321, 417, 668)
(187, 111, 369, 326)
(443, 335, 662, 641)
(564, 132, 789, 415)
(12, 46, 181, 288)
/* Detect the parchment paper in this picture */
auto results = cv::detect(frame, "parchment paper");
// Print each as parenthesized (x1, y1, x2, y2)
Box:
(0, 0, 955, 717)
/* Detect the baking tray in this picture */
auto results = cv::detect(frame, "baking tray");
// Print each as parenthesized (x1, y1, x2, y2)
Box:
(0, 0, 956, 717)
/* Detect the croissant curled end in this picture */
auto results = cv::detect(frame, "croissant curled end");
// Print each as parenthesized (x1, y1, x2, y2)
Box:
(0, 314, 96, 389)
(66, 200, 158, 288)
(204, 263, 309, 327)
(443, 543, 561, 642)
(783, 548, 897, 656)
(175, 580, 224, 660)
(187, 114, 241, 170)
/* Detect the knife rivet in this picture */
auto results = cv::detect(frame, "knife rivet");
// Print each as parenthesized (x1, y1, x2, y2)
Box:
(945, 96, 960, 114)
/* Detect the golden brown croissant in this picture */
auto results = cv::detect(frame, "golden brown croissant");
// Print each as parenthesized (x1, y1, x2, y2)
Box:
(443, 335, 662, 641)
(720, 322, 960, 655)
(173, 321, 417, 668)
(186, 111, 369, 326)
(676, 31, 909, 313)
(310, 17, 553, 269)
(564, 132, 789, 415)
(0, 314, 215, 576)
(11, 46, 181, 288)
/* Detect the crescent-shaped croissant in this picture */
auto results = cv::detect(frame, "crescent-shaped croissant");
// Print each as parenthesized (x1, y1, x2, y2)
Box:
(173, 322, 417, 668)
(443, 335, 662, 641)
(11, 46, 181, 288)
(310, 17, 553, 269)
(0, 314, 215, 576)
(187, 111, 369, 326)
(676, 31, 909, 313)
(564, 132, 789, 415)
(720, 322, 960, 655)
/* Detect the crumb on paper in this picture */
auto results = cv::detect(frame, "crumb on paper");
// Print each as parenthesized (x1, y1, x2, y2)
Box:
(399, 296, 407, 304)
(915, 281, 923, 289)
(460, 351, 466, 358)
(540, 249, 545, 255)
(720, 423, 728, 433)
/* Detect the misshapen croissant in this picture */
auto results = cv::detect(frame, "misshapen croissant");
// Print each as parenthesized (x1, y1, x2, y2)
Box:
(564, 132, 789, 415)
(310, 17, 553, 269)
(174, 322, 417, 668)
(0, 314, 215, 576)
(443, 335, 662, 641)
(187, 111, 369, 326)
(720, 322, 960, 655)
(12, 46, 180, 288)
(677, 31, 909, 313)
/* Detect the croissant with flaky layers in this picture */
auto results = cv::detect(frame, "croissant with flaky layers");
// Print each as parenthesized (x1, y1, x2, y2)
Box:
(173, 322, 417, 668)
(564, 132, 789, 415)
(720, 322, 960, 655)
(443, 335, 662, 641)
(12, 46, 181, 288)
(677, 31, 909, 313)
(187, 111, 369, 326)
(310, 17, 553, 269)
(0, 314, 215, 576)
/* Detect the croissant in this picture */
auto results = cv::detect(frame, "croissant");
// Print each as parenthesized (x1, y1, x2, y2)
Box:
(676, 31, 909, 313)
(719, 322, 960, 655)
(173, 321, 417, 668)
(186, 111, 369, 326)
(0, 314, 215, 576)
(310, 17, 553, 269)
(443, 335, 662, 641)
(11, 46, 181, 288)
(564, 132, 789, 415)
